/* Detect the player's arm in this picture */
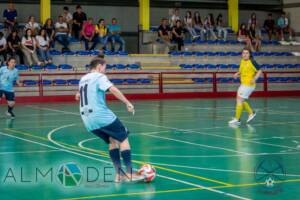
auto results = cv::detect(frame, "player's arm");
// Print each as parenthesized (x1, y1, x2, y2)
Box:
(109, 86, 134, 113)
(233, 72, 240, 79)
(75, 92, 80, 101)
(251, 59, 262, 84)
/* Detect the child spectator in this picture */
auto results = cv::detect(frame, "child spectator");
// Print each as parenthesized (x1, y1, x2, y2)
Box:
(237, 23, 253, 51)
(36, 28, 52, 64)
(263, 13, 276, 41)
(108, 18, 125, 52)
(7, 30, 24, 64)
(172, 20, 185, 51)
(277, 12, 293, 41)
(95, 19, 109, 50)
(21, 29, 41, 66)
(249, 23, 261, 51)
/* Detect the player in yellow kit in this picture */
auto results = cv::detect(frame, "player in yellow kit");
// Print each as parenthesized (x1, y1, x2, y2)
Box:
(229, 48, 262, 126)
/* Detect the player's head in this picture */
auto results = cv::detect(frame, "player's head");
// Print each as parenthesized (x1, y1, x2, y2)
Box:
(241, 47, 252, 60)
(7, 57, 17, 69)
(89, 58, 106, 73)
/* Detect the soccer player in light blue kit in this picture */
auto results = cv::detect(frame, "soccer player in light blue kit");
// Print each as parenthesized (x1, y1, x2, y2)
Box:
(0, 57, 20, 118)
(76, 58, 143, 182)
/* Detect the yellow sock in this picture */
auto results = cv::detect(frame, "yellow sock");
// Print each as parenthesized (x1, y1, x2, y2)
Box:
(235, 103, 243, 120)
(243, 101, 253, 115)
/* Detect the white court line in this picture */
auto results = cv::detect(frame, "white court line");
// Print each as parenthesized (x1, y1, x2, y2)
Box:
(148, 162, 300, 178)
(27, 105, 299, 153)
(47, 124, 250, 200)
(79, 137, 300, 158)
(251, 136, 300, 141)
(0, 149, 61, 155)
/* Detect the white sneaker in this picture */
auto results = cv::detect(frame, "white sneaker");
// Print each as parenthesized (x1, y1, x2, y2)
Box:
(247, 112, 256, 123)
(6, 112, 15, 119)
(228, 118, 241, 126)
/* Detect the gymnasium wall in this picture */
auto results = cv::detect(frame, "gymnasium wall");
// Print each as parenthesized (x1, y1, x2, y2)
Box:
(283, 0, 300, 39)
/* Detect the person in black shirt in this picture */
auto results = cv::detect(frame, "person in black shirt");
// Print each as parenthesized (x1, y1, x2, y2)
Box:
(172, 20, 185, 51)
(72, 5, 87, 40)
(263, 13, 275, 41)
(43, 18, 55, 48)
(157, 18, 175, 51)
(7, 30, 24, 64)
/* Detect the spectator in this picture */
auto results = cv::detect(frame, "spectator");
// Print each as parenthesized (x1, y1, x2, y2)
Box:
(204, 13, 217, 40)
(248, 13, 258, 29)
(55, 15, 70, 51)
(249, 23, 261, 51)
(3, 3, 17, 31)
(95, 19, 109, 50)
(277, 12, 293, 41)
(108, 18, 125, 52)
(62, 6, 72, 35)
(184, 11, 200, 40)
(172, 20, 185, 51)
(193, 11, 205, 40)
(81, 17, 97, 50)
(21, 29, 41, 66)
(36, 28, 52, 64)
(237, 23, 253, 51)
(72, 5, 87, 40)
(216, 14, 228, 41)
(24, 16, 40, 36)
(170, 8, 181, 27)
(263, 13, 276, 41)
(157, 18, 175, 51)
(43, 18, 55, 48)
(7, 30, 24, 64)
(0, 32, 7, 63)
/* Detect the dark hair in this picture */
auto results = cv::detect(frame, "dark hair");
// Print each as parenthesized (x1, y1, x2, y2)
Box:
(240, 23, 246, 29)
(0, 32, 3, 38)
(39, 28, 48, 41)
(112, 18, 117, 22)
(89, 58, 106, 69)
(98, 18, 105, 24)
(7, 57, 17, 64)
(76, 5, 81, 9)
(193, 11, 202, 25)
(63, 6, 69, 11)
(208, 13, 215, 25)
(268, 13, 272, 16)
(242, 47, 252, 57)
(44, 18, 53, 27)
(216, 14, 223, 24)
(185, 11, 192, 18)
(24, 28, 32, 40)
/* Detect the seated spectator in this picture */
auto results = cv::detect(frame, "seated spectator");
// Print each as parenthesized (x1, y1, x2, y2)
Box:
(237, 23, 253, 51)
(108, 18, 125, 52)
(193, 11, 205, 40)
(81, 17, 97, 50)
(21, 29, 41, 66)
(95, 19, 109, 50)
(172, 20, 185, 51)
(55, 16, 70, 51)
(249, 23, 261, 51)
(36, 28, 52, 64)
(169, 8, 181, 27)
(0, 32, 7, 63)
(43, 18, 55, 48)
(263, 13, 276, 41)
(72, 5, 87, 40)
(7, 30, 24, 64)
(3, 3, 17, 31)
(216, 14, 228, 41)
(248, 13, 258, 29)
(184, 11, 200, 40)
(277, 12, 293, 41)
(62, 6, 72, 36)
(24, 16, 40, 36)
(204, 14, 217, 40)
(157, 18, 176, 51)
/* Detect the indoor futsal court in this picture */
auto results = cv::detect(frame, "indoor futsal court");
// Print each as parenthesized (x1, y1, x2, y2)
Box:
(1, 98, 300, 200)
(1, 0, 300, 200)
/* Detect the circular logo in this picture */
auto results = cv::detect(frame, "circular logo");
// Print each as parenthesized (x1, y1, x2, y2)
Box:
(57, 163, 82, 187)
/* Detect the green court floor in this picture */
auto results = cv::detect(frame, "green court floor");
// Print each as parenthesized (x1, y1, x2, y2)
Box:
(0, 97, 300, 200)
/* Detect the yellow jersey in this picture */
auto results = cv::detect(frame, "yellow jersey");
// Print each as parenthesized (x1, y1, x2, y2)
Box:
(95, 25, 108, 37)
(239, 58, 261, 87)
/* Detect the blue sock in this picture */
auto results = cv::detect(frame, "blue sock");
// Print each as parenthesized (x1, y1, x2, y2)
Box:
(121, 150, 132, 173)
(109, 149, 122, 174)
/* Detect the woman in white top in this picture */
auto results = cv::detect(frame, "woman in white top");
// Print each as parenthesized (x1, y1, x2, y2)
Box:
(24, 16, 40, 36)
(184, 11, 200, 40)
(36, 28, 52, 64)
(21, 28, 41, 66)
(169, 8, 181, 27)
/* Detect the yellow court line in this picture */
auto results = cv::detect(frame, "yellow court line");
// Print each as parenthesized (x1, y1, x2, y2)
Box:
(4, 128, 233, 186)
(61, 178, 300, 200)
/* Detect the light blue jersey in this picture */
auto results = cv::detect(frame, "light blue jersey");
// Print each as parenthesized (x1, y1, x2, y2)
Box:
(79, 72, 116, 131)
(0, 66, 19, 92)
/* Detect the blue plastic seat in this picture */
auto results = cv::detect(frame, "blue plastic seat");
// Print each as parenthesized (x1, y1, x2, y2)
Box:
(45, 64, 58, 70)
(53, 79, 67, 85)
(268, 77, 279, 82)
(62, 51, 76, 56)
(59, 64, 73, 70)
(106, 64, 114, 70)
(31, 65, 44, 70)
(195, 52, 205, 56)
(40, 80, 52, 85)
(127, 64, 140, 69)
(67, 79, 80, 85)
(228, 64, 239, 69)
(49, 50, 62, 55)
(204, 77, 213, 83)
(23, 80, 37, 86)
(182, 52, 193, 56)
(115, 64, 127, 70)
(192, 78, 205, 83)
(138, 79, 151, 84)
(274, 64, 285, 69)
(205, 64, 216, 69)
(218, 64, 229, 69)
(257, 77, 264, 83)
(193, 64, 205, 69)
(16, 64, 29, 71)
(207, 52, 218, 56)
(110, 79, 124, 84)
(118, 51, 129, 56)
(76, 50, 91, 56)
(169, 51, 182, 56)
(125, 79, 138, 84)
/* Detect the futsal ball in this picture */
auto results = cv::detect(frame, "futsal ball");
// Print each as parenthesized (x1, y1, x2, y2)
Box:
(138, 164, 156, 182)
(265, 177, 275, 188)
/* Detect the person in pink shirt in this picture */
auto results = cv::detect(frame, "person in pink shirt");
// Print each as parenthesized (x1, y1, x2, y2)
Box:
(81, 17, 97, 50)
